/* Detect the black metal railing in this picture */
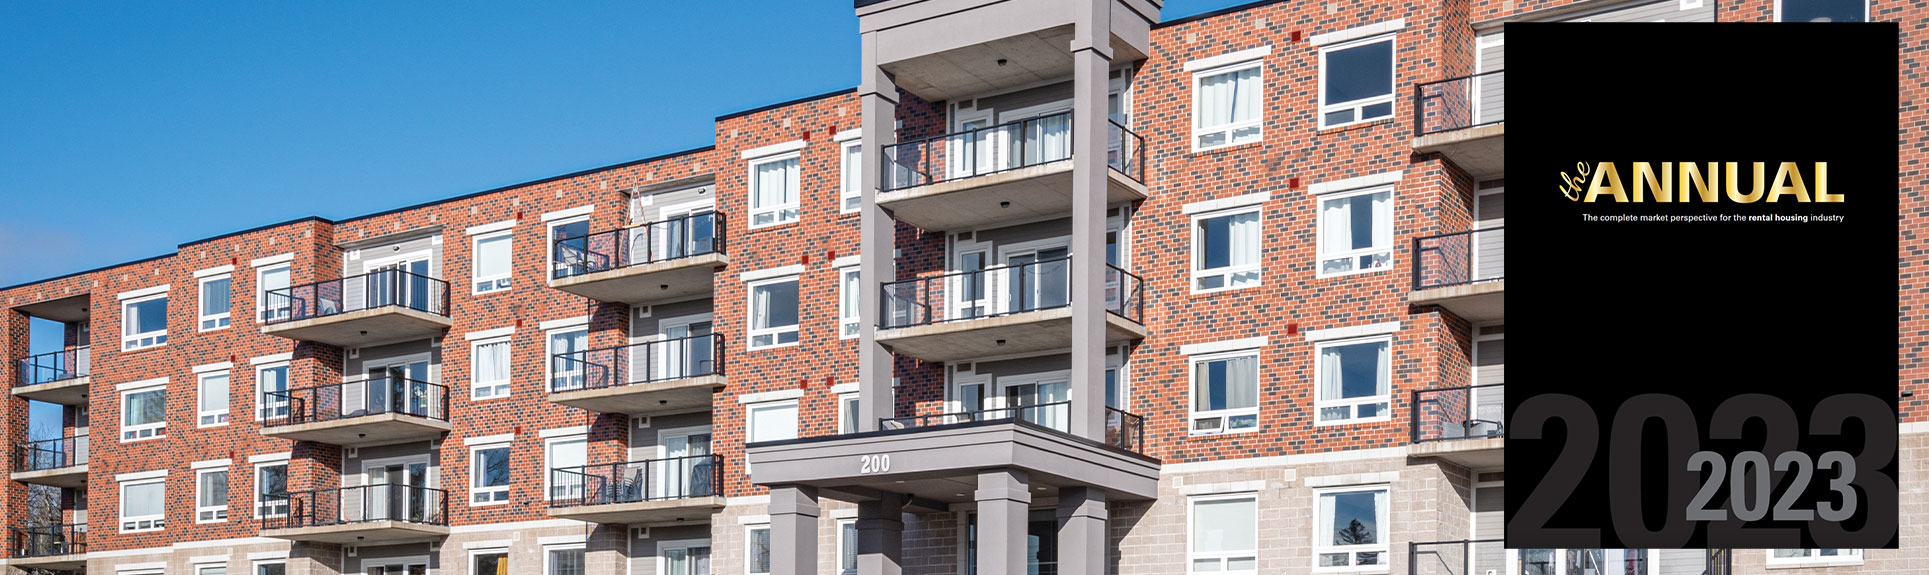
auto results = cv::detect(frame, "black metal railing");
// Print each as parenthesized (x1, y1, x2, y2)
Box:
(14, 435, 87, 472)
(11, 524, 85, 558)
(1411, 384, 1505, 443)
(881, 112, 1146, 192)
(263, 269, 450, 325)
(1408, 539, 1504, 575)
(549, 334, 723, 394)
(1105, 407, 1144, 453)
(264, 485, 448, 530)
(1413, 227, 1504, 290)
(1414, 70, 1504, 137)
(16, 347, 89, 387)
(880, 257, 1142, 329)
(551, 212, 726, 280)
(263, 374, 450, 428)
(547, 454, 723, 509)
(878, 402, 1148, 454)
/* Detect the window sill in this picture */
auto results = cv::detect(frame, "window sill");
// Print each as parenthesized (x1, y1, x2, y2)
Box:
(747, 220, 801, 232)
(198, 422, 231, 430)
(472, 288, 514, 297)
(198, 325, 232, 333)
(121, 433, 168, 444)
(469, 500, 512, 508)
(1315, 264, 1394, 280)
(1189, 283, 1263, 297)
(747, 342, 801, 352)
(1312, 415, 1393, 427)
(196, 519, 229, 525)
(120, 527, 165, 534)
(119, 343, 169, 355)
(1191, 139, 1263, 155)
(1189, 426, 1261, 437)
(471, 394, 512, 402)
(1766, 559, 1865, 570)
(1318, 116, 1396, 132)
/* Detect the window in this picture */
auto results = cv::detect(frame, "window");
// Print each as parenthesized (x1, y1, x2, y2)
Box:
(198, 565, 228, 575)
(254, 561, 286, 575)
(747, 276, 800, 349)
(196, 468, 229, 523)
(257, 263, 291, 322)
(1190, 352, 1259, 434)
(546, 435, 587, 501)
(838, 518, 859, 575)
(198, 371, 230, 427)
(662, 542, 713, 575)
(120, 476, 166, 532)
(1777, 0, 1867, 21)
(749, 153, 801, 227)
(547, 326, 589, 391)
(840, 266, 861, 338)
(1768, 549, 1864, 568)
(471, 336, 512, 399)
(470, 443, 511, 505)
(199, 274, 232, 331)
(122, 293, 168, 350)
(746, 525, 773, 575)
(1315, 487, 1388, 571)
(1192, 61, 1263, 150)
(121, 382, 167, 441)
(1316, 186, 1394, 276)
(747, 401, 799, 443)
(473, 230, 514, 294)
(1319, 35, 1396, 128)
(1192, 208, 1262, 292)
(1189, 495, 1257, 574)
(255, 463, 289, 518)
(546, 544, 586, 575)
(841, 140, 864, 213)
(548, 216, 592, 278)
(838, 392, 861, 434)
(1315, 337, 1391, 425)
(256, 363, 290, 421)
(472, 550, 508, 575)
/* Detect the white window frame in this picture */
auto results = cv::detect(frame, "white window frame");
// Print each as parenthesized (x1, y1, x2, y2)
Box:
(1313, 335, 1394, 426)
(471, 229, 515, 295)
(1317, 33, 1398, 129)
(1765, 549, 1864, 569)
(196, 563, 229, 575)
(195, 466, 230, 523)
(119, 476, 167, 533)
(1774, 0, 1870, 21)
(1187, 493, 1258, 575)
(545, 324, 590, 392)
(1315, 185, 1396, 278)
(255, 262, 292, 323)
(747, 152, 802, 228)
(746, 399, 800, 444)
(252, 559, 287, 575)
(254, 461, 290, 518)
(468, 547, 510, 575)
(470, 335, 513, 400)
(121, 292, 169, 351)
(837, 517, 859, 575)
(197, 370, 231, 428)
(255, 361, 290, 421)
(544, 433, 588, 502)
(840, 139, 864, 214)
(1191, 60, 1265, 152)
(469, 441, 512, 506)
(198, 273, 233, 331)
(1313, 485, 1390, 573)
(1190, 206, 1264, 293)
(746, 275, 801, 350)
(837, 392, 860, 434)
(746, 524, 773, 575)
(1188, 349, 1261, 435)
(121, 381, 168, 442)
(839, 265, 861, 339)
(543, 542, 587, 575)
(655, 538, 713, 575)
(547, 214, 593, 279)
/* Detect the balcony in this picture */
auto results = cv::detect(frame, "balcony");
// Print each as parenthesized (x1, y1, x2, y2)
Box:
(12, 435, 88, 488)
(261, 485, 449, 544)
(548, 334, 725, 415)
(878, 257, 1144, 362)
(1409, 384, 1505, 468)
(260, 375, 452, 446)
(261, 269, 453, 347)
(544, 455, 726, 525)
(12, 347, 90, 405)
(1411, 542, 1728, 575)
(548, 212, 729, 304)
(10, 524, 87, 571)
(1413, 70, 1505, 178)
(1409, 227, 1504, 321)
(878, 113, 1147, 231)
(746, 402, 1158, 506)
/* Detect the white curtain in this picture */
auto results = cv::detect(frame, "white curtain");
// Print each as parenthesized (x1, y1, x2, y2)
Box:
(1324, 196, 1355, 253)
(1374, 341, 1391, 396)
(200, 374, 229, 413)
(1225, 356, 1257, 410)
(750, 403, 798, 442)
(1193, 498, 1256, 553)
(1197, 67, 1259, 129)
(1319, 492, 1341, 545)
(1228, 211, 1260, 285)
(476, 341, 509, 384)
(752, 286, 772, 329)
(476, 234, 511, 278)
(1319, 345, 1344, 401)
(126, 482, 164, 517)
(1034, 114, 1072, 164)
(1372, 191, 1393, 253)
(753, 158, 798, 210)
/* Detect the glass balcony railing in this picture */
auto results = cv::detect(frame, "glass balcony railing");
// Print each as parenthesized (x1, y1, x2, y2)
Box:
(1413, 227, 1505, 290)
(881, 111, 1145, 192)
(877, 401, 1147, 454)
(1414, 70, 1505, 137)
(14, 435, 87, 472)
(547, 454, 723, 509)
(263, 269, 450, 324)
(548, 334, 723, 393)
(880, 257, 1143, 329)
(16, 347, 89, 387)
(550, 212, 726, 280)
(1410, 384, 1505, 443)
(264, 374, 450, 428)
(11, 524, 85, 558)
(264, 485, 448, 530)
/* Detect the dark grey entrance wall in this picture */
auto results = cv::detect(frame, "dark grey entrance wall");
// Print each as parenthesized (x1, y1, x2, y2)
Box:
(745, 422, 1159, 503)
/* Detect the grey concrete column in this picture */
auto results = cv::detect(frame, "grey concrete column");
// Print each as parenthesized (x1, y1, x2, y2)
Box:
(857, 29, 901, 432)
(857, 493, 905, 575)
(770, 485, 821, 575)
(1057, 487, 1109, 575)
(976, 468, 1031, 575)
(1068, 9, 1116, 442)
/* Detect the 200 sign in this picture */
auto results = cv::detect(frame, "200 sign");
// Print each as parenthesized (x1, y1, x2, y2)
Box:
(1508, 393, 1896, 549)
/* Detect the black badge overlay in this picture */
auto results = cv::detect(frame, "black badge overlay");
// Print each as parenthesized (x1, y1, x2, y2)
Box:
(1506, 23, 1900, 550)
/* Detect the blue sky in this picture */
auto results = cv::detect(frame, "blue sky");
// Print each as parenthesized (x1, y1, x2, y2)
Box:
(0, 0, 1251, 293)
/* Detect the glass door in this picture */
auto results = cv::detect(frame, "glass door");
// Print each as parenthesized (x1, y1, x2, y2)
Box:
(1004, 247, 1070, 314)
(662, 432, 713, 498)
(1002, 380, 1070, 432)
(951, 251, 988, 320)
(948, 112, 994, 179)
(659, 321, 714, 381)
(665, 546, 712, 575)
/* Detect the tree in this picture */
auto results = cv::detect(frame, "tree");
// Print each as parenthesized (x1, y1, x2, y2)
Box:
(1337, 519, 1376, 545)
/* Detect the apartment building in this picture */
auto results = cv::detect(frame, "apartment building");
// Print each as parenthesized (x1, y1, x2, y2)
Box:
(0, 0, 1917, 574)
